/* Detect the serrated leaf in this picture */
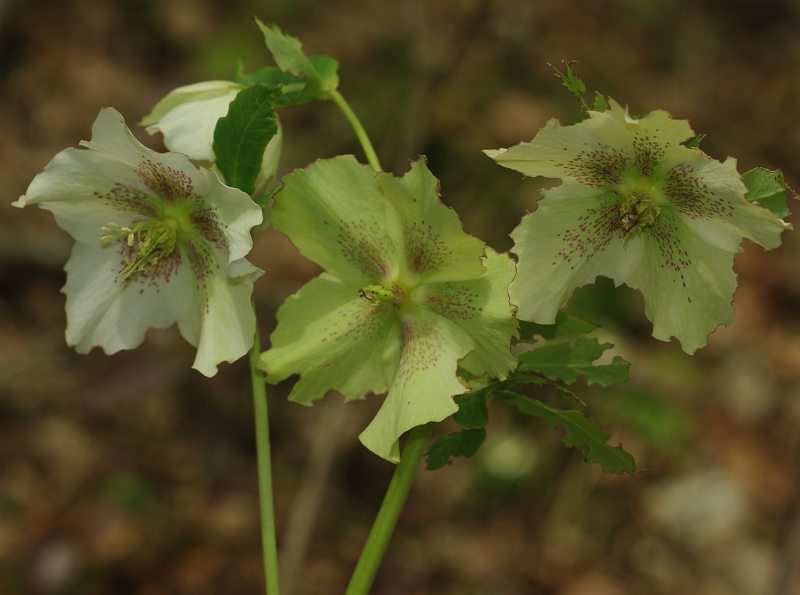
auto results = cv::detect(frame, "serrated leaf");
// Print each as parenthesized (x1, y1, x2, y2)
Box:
(426, 429, 486, 470)
(212, 84, 279, 196)
(453, 388, 489, 430)
(255, 20, 339, 105)
(686, 133, 706, 149)
(502, 394, 634, 473)
(236, 62, 299, 88)
(518, 312, 597, 342)
(743, 167, 793, 218)
(517, 336, 629, 387)
(593, 91, 609, 112)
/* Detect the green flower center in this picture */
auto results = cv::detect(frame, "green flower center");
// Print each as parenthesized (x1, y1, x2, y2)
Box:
(615, 177, 665, 238)
(102, 202, 197, 281)
(359, 282, 407, 306)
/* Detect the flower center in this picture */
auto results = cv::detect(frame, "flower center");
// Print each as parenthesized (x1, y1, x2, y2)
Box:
(359, 282, 407, 306)
(101, 203, 197, 281)
(616, 177, 664, 238)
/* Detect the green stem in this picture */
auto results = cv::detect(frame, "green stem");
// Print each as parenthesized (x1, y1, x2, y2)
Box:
(344, 424, 433, 595)
(328, 89, 383, 172)
(250, 328, 281, 595)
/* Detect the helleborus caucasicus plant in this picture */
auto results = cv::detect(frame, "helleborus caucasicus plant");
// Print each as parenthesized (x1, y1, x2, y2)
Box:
(141, 80, 282, 197)
(485, 100, 791, 353)
(260, 155, 517, 461)
(14, 108, 263, 376)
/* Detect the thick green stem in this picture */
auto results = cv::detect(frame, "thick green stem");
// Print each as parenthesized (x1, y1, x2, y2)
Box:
(250, 328, 281, 595)
(328, 89, 383, 173)
(344, 424, 433, 595)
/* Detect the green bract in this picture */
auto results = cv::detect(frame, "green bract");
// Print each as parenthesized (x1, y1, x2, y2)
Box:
(15, 108, 263, 376)
(485, 100, 790, 353)
(140, 80, 282, 197)
(260, 156, 517, 462)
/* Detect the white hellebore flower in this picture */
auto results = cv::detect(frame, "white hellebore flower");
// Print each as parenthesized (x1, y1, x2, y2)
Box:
(140, 80, 282, 196)
(15, 108, 264, 376)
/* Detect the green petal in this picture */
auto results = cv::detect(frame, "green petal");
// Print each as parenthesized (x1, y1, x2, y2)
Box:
(627, 212, 736, 353)
(177, 253, 262, 377)
(509, 183, 644, 323)
(63, 241, 193, 355)
(271, 155, 403, 284)
(358, 306, 473, 462)
(141, 81, 242, 163)
(421, 248, 518, 379)
(377, 159, 486, 284)
(260, 273, 402, 403)
(484, 100, 694, 186)
(661, 153, 789, 251)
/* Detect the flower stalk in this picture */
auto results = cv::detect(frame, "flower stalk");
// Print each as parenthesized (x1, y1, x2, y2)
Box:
(250, 323, 282, 595)
(344, 424, 433, 595)
(329, 89, 383, 173)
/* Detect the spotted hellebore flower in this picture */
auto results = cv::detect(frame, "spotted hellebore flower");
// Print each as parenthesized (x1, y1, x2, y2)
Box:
(485, 100, 790, 353)
(140, 81, 282, 196)
(260, 156, 517, 461)
(14, 108, 263, 376)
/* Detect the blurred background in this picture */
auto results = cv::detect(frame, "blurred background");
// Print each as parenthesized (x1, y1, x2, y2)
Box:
(2, 0, 800, 593)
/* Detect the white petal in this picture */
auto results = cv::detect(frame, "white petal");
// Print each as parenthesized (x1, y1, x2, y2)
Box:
(144, 84, 241, 162)
(177, 252, 263, 377)
(198, 168, 263, 266)
(80, 108, 156, 167)
(63, 241, 193, 354)
(252, 121, 283, 197)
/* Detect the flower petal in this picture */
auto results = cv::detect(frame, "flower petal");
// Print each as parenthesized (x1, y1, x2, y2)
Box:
(661, 153, 790, 251)
(420, 248, 518, 379)
(509, 183, 644, 323)
(358, 306, 473, 462)
(177, 252, 262, 377)
(484, 100, 694, 186)
(195, 168, 263, 267)
(252, 121, 283, 197)
(141, 81, 242, 162)
(260, 272, 402, 403)
(63, 241, 193, 354)
(377, 159, 486, 283)
(271, 155, 403, 284)
(627, 212, 736, 353)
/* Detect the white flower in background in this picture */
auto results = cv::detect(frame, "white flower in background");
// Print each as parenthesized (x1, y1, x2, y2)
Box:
(140, 80, 282, 196)
(14, 108, 263, 376)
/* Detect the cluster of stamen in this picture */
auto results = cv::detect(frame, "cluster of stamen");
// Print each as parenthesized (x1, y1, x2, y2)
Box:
(95, 160, 228, 286)
(617, 191, 661, 239)
(101, 219, 180, 281)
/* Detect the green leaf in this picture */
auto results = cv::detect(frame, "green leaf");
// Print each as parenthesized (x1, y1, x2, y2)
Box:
(518, 312, 597, 342)
(255, 20, 339, 105)
(517, 335, 629, 387)
(547, 60, 586, 95)
(212, 84, 278, 196)
(502, 394, 635, 473)
(593, 91, 609, 112)
(236, 62, 299, 88)
(426, 429, 486, 470)
(742, 167, 794, 218)
(686, 133, 706, 149)
(453, 388, 489, 429)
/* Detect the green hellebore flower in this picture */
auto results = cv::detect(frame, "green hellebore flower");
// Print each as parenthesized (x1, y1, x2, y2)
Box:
(14, 108, 263, 376)
(260, 156, 517, 462)
(485, 100, 790, 353)
(140, 80, 282, 196)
